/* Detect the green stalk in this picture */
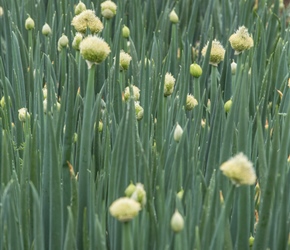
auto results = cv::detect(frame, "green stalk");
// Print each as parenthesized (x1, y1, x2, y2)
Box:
(27, 30, 34, 105)
(209, 184, 235, 250)
(122, 222, 133, 250)
(173, 232, 182, 249)
(194, 77, 200, 104)
(76, 64, 96, 250)
(210, 66, 218, 113)
(59, 48, 67, 96)
(253, 112, 280, 250)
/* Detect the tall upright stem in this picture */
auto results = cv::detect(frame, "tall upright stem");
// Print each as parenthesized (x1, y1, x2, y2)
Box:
(76, 64, 96, 250)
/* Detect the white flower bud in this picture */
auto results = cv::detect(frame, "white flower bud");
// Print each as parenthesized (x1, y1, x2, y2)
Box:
(171, 210, 184, 233)
(18, 108, 30, 122)
(174, 123, 183, 142)
(169, 10, 179, 24)
(42, 23, 52, 36)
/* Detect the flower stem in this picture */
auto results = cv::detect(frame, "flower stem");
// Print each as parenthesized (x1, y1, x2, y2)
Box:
(194, 77, 200, 103)
(122, 222, 133, 250)
(76, 64, 96, 249)
(210, 66, 218, 112)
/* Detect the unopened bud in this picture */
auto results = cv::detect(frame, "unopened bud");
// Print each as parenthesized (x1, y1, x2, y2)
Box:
(101, 0, 117, 19)
(177, 189, 184, 199)
(135, 101, 144, 121)
(125, 182, 136, 197)
(169, 10, 179, 24)
(174, 123, 183, 142)
(249, 236, 254, 247)
(171, 210, 184, 233)
(122, 25, 130, 38)
(75, 1, 86, 15)
(224, 99, 232, 113)
(58, 34, 69, 51)
(231, 61, 237, 75)
(25, 16, 35, 30)
(190, 63, 202, 78)
(18, 108, 30, 122)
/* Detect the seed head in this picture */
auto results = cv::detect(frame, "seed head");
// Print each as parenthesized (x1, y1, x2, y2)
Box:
(229, 26, 254, 55)
(119, 50, 132, 71)
(164, 72, 176, 97)
(109, 197, 141, 222)
(220, 152, 257, 186)
(18, 108, 30, 122)
(201, 39, 225, 66)
(135, 102, 144, 121)
(186, 94, 198, 111)
(79, 36, 111, 65)
(101, 0, 117, 19)
(71, 10, 103, 34)
(123, 85, 140, 102)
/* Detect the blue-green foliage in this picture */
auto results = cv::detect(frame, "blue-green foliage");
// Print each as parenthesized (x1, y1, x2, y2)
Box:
(0, 0, 289, 249)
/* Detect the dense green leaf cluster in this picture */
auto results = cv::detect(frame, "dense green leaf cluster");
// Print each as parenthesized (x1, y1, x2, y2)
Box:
(0, 0, 289, 249)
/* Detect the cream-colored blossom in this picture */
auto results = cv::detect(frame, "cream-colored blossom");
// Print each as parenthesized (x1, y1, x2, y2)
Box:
(71, 10, 103, 34)
(109, 197, 141, 222)
(229, 26, 254, 55)
(123, 85, 140, 102)
(72, 33, 83, 50)
(18, 108, 30, 122)
(101, 0, 117, 19)
(186, 94, 198, 111)
(119, 50, 132, 71)
(135, 102, 144, 121)
(201, 39, 225, 66)
(79, 36, 111, 66)
(164, 72, 176, 97)
(220, 152, 256, 186)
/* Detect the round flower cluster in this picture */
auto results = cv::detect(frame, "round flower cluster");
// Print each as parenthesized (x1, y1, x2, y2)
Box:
(201, 39, 225, 66)
(164, 72, 176, 97)
(229, 26, 254, 55)
(220, 152, 257, 186)
(101, 0, 117, 19)
(71, 10, 103, 34)
(79, 36, 111, 66)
